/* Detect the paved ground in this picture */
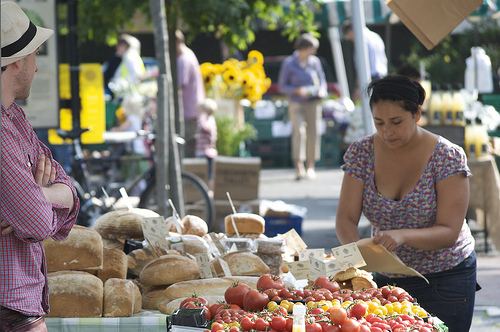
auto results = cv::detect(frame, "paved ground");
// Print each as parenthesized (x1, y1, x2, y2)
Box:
(258, 167, 500, 331)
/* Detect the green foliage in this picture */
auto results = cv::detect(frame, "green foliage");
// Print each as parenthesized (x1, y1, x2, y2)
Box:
(215, 116, 257, 156)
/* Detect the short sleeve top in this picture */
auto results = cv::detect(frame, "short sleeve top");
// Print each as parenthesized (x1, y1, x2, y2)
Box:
(341, 135, 475, 276)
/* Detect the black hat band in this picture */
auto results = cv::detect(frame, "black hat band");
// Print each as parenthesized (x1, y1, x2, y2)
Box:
(2, 21, 37, 57)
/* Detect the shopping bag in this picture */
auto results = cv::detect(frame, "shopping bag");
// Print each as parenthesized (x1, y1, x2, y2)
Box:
(386, 0, 483, 50)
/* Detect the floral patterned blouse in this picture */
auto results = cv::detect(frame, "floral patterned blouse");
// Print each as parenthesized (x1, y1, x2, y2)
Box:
(342, 135, 475, 276)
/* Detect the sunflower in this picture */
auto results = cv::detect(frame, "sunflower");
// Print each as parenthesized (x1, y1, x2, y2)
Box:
(248, 50, 264, 66)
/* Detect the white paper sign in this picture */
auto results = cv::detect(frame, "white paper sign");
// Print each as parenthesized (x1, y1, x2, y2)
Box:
(141, 217, 170, 249)
(195, 253, 214, 279)
(284, 261, 310, 280)
(218, 257, 232, 277)
(298, 248, 325, 262)
(331, 242, 366, 270)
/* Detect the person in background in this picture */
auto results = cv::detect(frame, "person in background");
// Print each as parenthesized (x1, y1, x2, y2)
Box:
(176, 30, 206, 158)
(396, 64, 421, 82)
(335, 75, 477, 332)
(1, 2, 79, 330)
(195, 98, 218, 190)
(278, 33, 327, 180)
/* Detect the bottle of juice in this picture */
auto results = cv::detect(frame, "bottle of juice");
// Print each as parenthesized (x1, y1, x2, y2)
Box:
(464, 118, 475, 158)
(292, 304, 306, 332)
(428, 84, 442, 125)
(475, 118, 489, 157)
(441, 83, 453, 125)
(452, 83, 466, 126)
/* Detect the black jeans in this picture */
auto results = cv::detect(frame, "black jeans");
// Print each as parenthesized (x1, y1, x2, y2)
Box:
(374, 251, 478, 332)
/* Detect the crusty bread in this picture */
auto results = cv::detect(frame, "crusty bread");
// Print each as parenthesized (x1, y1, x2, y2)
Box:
(43, 225, 103, 272)
(351, 276, 377, 291)
(127, 247, 170, 277)
(139, 254, 200, 286)
(142, 285, 170, 310)
(212, 251, 270, 277)
(182, 215, 209, 237)
(46, 271, 103, 317)
(333, 267, 375, 291)
(92, 208, 159, 240)
(103, 278, 142, 317)
(224, 213, 265, 234)
(97, 248, 128, 283)
(158, 295, 225, 315)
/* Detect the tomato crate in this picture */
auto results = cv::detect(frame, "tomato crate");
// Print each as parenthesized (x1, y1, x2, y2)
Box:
(264, 215, 303, 237)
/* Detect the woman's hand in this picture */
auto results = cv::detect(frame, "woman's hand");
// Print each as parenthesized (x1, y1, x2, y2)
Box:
(373, 230, 406, 252)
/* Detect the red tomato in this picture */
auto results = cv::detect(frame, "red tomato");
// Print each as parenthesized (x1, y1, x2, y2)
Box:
(240, 316, 255, 331)
(340, 318, 360, 332)
(324, 324, 342, 332)
(313, 276, 341, 293)
(328, 307, 348, 325)
(369, 328, 383, 332)
(183, 302, 211, 320)
(285, 318, 294, 332)
(225, 282, 251, 308)
(180, 296, 209, 308)
(306, 322, 323, 332)
(380, 286, 392, 299)
(271, 316, 287, 331)
(418, 328, 432, 332)
(257, 274, 285, 290)
(229, 328, 239, 332)
(243, 289, 270, 311)
(309, 307, 325, 316)
(273, 306, 288, 316)
(359, 325, 370, 332)
(349, 302, 368, 318)
(216, 304, 242, 313)
(211, 322, 224, 332)
(254, 318, 270, 331)
(209, 303, 226, 318)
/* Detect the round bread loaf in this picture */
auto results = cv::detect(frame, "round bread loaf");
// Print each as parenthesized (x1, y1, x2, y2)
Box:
(43, 225, 103, 272)
(182, 215, 208, 236)
(212, 251, 270, 277)
(97, 248, 128, 283)
(139, 254, 200, 286)
(224, 213, 265, 234)
(127, 247, 170, 277)
(92, 208, 159, 240)
(103, 278, 142, 317)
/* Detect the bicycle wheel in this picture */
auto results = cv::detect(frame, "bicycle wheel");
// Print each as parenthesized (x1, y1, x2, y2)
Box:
(139, 171, 215, 231)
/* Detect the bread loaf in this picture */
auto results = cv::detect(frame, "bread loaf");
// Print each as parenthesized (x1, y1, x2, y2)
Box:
(351, 276, 377, 291)
(103, 278, 142, 317)
(127, 247, 170, 277)
(224, 213, 265, 234)
(43, 225, 103, 272)
(165, 234, 210, 256)
(142, 285, 170, 310)
(140, 254, 200, 286)
(97, 248, 128, 283)
(93, 208, 159, 240)
(158, 295, 225, 315)
(212, 251, 270, 277)
(46, 271, 103, 317)
(102, 238, 125, 250)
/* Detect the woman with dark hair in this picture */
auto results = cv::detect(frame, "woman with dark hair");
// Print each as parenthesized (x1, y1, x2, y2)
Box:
(335, 75, 478, 332)
(278, 33, 327, 180)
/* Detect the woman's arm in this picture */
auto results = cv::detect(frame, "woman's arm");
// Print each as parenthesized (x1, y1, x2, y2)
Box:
(373, 173, 469, 251)
(335, 173, 365, 244)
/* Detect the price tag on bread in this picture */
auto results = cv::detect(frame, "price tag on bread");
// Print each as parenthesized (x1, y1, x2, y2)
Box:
(308, 256, 341, 281)
(284, 261, 310, 280)
(195, 253, 215, 278)
(298, 248, 325, 262)
(141, 217, 170, 249)
(331, 242, 366, 270)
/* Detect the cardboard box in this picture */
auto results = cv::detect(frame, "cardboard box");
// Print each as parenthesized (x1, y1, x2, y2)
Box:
(182, 158, 208, 204)
(213, 156, 261, 201)
(214, 199, 261, 233)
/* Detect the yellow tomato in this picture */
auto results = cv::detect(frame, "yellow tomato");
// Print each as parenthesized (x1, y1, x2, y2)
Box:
(267, 301, 278, 311)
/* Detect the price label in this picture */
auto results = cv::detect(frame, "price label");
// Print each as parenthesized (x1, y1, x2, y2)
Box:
(331, 242, 366, 270)
(195, 253, 214, 279)
(169, 236, 185, 253)
(298, 248, 324, 262)
(218, 257, 232, 277)
(281, 229, 308, 254)
(284, 261, 309, 280)
(141, 217, 170, 249)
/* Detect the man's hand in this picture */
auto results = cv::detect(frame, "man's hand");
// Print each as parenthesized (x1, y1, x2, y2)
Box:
(1, 219, 14, 235)
(35, 154, 56, 187)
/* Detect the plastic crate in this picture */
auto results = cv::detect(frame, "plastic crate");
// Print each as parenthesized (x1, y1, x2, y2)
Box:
(264, 215, 303, 237)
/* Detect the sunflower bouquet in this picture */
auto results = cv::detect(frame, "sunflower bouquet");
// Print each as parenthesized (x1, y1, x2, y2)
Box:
(200, 50, 271, 106)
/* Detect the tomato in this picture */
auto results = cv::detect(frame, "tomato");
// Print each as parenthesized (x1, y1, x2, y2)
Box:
(211, 322, 224, 332)
(240, 316, 255, 331)
(418, 328, 432, 332)
(209, 303, 226, 317)
(243, 289, 270, 311)
(306, 322, 323, 332)
(324, 324, 342, 332)
(340, 318, 360, 332)
(183, 302, 211, 320)
(359, 325, 370, 332)
(229, 327, 239, 332)
(225, 282, 251, 308)
(329, 307, 348, 325)
(271, 316, 287, 331)
(254, 318, 270, 331)
(309, 307, 325, 316)
(216, 304, 242, 313)
(368, 328, 383, 332)
(313, 276, 341, 293)
(180, 295, 209, 308)
(273, 306, 288, 316)
(349, 302, 368, 318)
(285, 318, 294, 332)
(257, 274, 286, 290)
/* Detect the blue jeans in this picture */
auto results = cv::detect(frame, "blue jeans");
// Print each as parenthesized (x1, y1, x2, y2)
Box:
(373, 251, 478, 332)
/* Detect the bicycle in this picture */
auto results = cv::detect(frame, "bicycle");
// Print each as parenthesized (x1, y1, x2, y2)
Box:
(56, 128, 215, 231)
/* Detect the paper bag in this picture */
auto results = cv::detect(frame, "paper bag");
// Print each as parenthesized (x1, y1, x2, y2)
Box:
(386, 0, 483, 50)
(356, 238, 429, 283)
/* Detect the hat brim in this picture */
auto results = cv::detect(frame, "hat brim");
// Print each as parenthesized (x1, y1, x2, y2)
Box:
(1, 25, 54, 67)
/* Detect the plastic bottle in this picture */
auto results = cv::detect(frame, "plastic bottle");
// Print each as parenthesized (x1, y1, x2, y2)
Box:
(428, 84, 443, 125)
(441, 83, 454, 125)
(475, 118, 490, 157)
(452, 83, 466, 126)
(292, 304, 306, 332)
(464, 118, 475, 158)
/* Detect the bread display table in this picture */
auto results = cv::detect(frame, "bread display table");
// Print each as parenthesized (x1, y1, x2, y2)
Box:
(45, 311, 167, 331)
(468, 155, 500, 252)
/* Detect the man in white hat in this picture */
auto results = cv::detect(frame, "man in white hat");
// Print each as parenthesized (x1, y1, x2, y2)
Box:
(1, 2, 79, 330)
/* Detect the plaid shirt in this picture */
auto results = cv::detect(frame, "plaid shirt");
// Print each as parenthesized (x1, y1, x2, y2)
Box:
(1, 103, 79, 316)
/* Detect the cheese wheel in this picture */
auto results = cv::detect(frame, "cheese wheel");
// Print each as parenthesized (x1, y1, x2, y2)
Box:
(92, 208, 159, 240)
(97, 248, 128, 283)
(103, 278, 142, 317)
(46, 271, 103, 317)
(224, 213, 265, 234)
(43, 225, 103, 272)
(139, 254, 200, 286)
(212, 251, 270, 277)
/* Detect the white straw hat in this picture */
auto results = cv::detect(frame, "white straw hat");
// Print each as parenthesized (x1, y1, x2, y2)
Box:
(1, 1, 54, 67)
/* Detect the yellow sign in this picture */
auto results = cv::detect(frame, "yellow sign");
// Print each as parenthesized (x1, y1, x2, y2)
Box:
(49, 63, 105, 145)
